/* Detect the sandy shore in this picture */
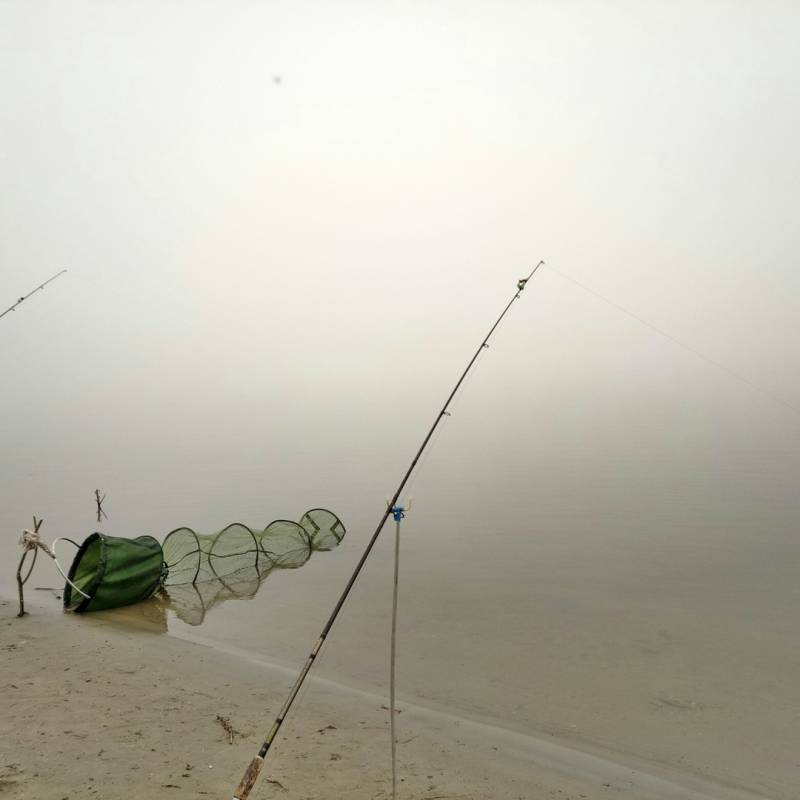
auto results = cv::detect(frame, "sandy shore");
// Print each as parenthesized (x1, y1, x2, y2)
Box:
(0, 596, 772, 800)
(0, 597, 578, 800)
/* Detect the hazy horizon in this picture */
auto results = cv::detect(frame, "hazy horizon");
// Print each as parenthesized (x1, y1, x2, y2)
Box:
(2, 1, 799, 472)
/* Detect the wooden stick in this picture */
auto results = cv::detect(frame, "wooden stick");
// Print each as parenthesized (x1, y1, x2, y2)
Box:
(16, 550, 31, 617)
(94, 489, 108, 523)
(16, 517, 44, 617)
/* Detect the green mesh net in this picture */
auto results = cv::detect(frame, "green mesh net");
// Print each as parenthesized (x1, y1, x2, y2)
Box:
(63, 509, 346, 614)
(161, 508, 346, 587)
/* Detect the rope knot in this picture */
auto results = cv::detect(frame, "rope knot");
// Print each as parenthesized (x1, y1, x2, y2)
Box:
(19, 528, 39, 548)
(19, 526, 53, 558)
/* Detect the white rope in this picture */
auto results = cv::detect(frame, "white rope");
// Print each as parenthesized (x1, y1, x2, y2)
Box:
(16, 521, 90, 612)
(51, 537, 91, 600)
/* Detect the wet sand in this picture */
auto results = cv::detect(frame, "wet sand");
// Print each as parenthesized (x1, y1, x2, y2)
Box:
(0, 596, 774, 800)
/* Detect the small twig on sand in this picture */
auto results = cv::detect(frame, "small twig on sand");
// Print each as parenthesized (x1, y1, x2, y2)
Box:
(215, 714, 239, 744)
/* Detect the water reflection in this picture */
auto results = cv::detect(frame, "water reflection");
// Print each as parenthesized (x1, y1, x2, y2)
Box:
(162, 564, 271, 626)
(103, 563, 280, 630)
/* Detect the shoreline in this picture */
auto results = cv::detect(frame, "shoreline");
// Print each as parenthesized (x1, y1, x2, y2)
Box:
(0, 594, 767, 800)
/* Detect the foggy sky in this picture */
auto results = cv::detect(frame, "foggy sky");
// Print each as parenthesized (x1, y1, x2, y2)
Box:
(2, 1, 799, 472)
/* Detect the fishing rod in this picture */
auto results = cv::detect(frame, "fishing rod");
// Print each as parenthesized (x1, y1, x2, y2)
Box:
(232, 261, 545, 800)
(0, 269, 68, 321)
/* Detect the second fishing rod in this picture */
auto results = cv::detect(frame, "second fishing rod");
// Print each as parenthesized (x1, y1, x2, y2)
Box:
(232, 261, 545, 800)
(0, 269, 67, 321)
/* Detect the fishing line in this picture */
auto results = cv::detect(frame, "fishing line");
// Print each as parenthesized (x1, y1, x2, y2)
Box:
(230, 261, 545, 800)
(546, 263, 799, 416)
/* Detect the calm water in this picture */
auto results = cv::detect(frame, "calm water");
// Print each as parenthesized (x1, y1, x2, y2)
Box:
(2, 400, 799, 798)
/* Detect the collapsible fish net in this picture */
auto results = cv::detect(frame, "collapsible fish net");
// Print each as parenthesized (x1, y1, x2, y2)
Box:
(63, 533, 165, 613)
(161, 508, 345, 586)
(63, 509, 346, 613)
